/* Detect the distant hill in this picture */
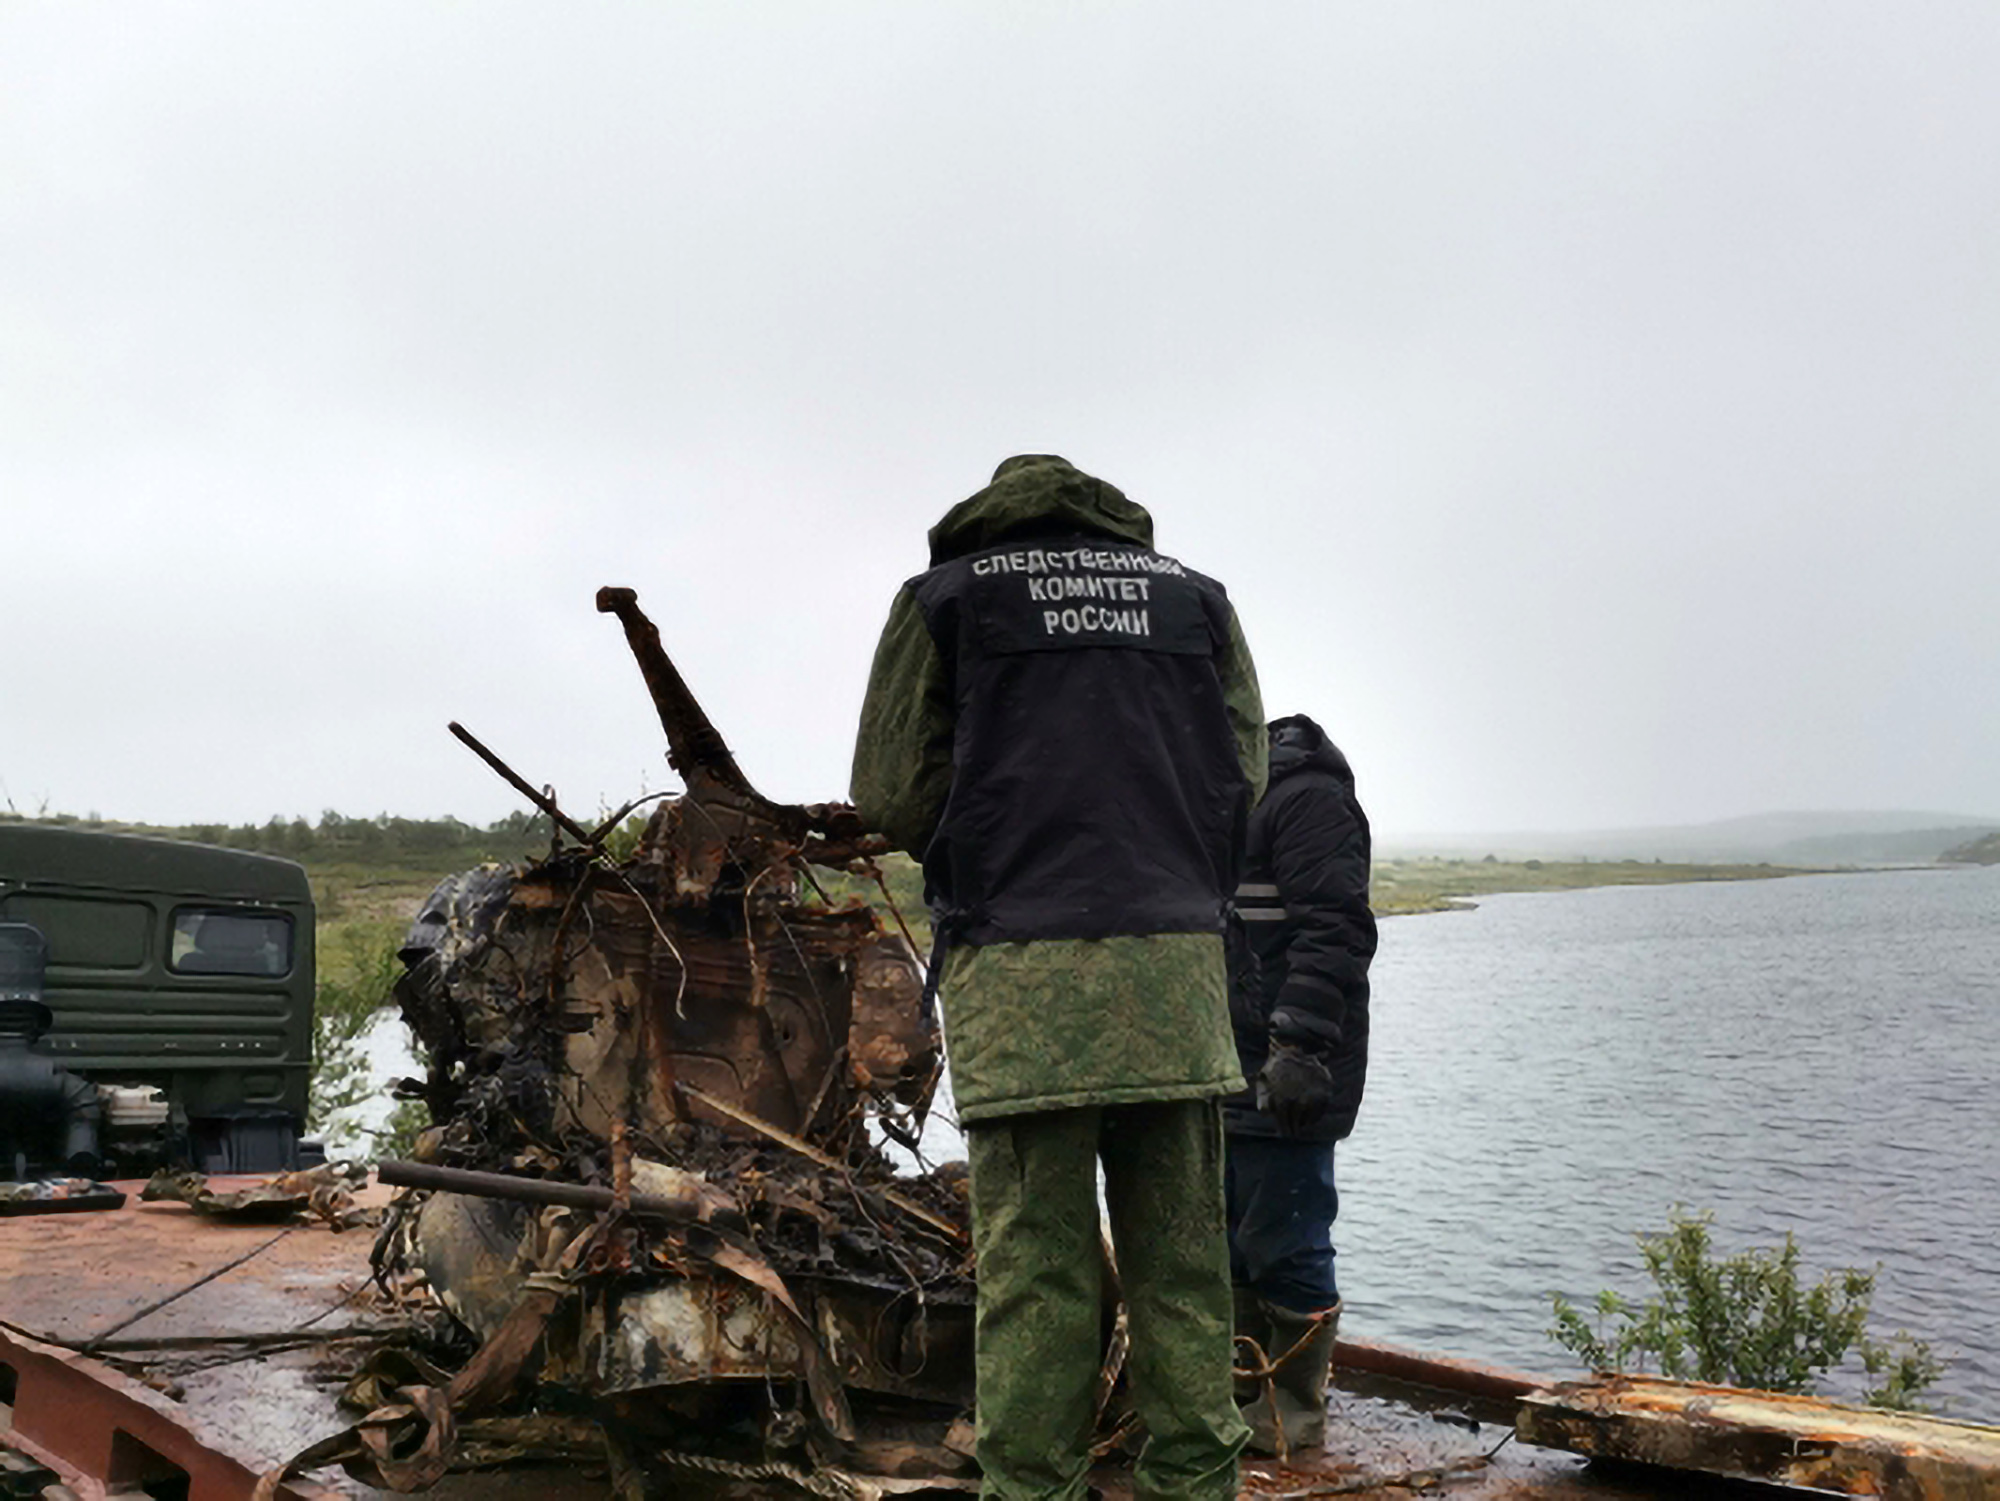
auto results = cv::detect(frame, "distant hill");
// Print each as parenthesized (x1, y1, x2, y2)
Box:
(1385, 810, 2000, 867)
(1942, 831, 2000, 865)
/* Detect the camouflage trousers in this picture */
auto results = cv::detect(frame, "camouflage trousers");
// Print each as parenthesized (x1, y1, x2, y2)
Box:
(966, 1097, 1249, 1501)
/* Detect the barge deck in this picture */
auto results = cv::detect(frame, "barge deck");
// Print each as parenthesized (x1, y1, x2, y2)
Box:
(2, 1178, 1835, 1500)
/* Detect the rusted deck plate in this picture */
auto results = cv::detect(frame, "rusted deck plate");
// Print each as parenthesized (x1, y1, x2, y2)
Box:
(0, 1176, 391, 1347)
(0, 1177, 395, 1496)
(0, 1323, 340, 1501)
(1519, 1374, 2000, 1498)
(1, 1186, 1847, 1499)
(0, 1179, 611, 1499)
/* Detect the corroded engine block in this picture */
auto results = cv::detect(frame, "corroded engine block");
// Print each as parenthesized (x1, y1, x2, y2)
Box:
(394, 586, 940, 1159)
(368, 589, 975, 1495)
(396, 856, 934, 1153)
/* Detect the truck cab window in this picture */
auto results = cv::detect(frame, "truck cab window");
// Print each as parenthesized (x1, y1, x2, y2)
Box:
(170, 909, 293, 977)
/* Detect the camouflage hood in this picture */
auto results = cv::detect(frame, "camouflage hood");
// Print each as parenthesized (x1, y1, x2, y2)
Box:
(927, 455, 1155, 566)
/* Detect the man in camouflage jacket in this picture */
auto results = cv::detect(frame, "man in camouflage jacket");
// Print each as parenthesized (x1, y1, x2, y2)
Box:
(852, 455, 1266, 1501)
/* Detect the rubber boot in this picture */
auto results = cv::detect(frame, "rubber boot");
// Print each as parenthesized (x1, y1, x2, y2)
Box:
(1242, 1297, 1341, 1456)
(1231, 1284, 1270, 1408)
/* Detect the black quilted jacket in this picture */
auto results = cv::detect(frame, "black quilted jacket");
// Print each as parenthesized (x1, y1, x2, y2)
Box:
(1223, 714, 1376, 1141)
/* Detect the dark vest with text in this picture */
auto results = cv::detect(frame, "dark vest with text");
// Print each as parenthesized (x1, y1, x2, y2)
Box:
(909, 534, 1249, 946)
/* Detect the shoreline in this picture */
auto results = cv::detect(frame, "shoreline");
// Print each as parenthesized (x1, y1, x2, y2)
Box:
(1370, 857, 1837, 917)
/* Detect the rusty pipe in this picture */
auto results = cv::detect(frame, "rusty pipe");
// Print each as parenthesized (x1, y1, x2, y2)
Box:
(377, 1159, 737, 1230)
(595, 587, 755, 797)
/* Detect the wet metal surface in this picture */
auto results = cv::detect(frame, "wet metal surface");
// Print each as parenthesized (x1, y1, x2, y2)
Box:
(0, 1185, 608, 1498)
(0, 1177, 391, 1347)
(0, 1178, 396, 1495)
(0, 1322, 339, 1500)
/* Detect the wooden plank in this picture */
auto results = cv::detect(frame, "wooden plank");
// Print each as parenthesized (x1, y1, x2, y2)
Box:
(1518, 1374, 2000, 1499)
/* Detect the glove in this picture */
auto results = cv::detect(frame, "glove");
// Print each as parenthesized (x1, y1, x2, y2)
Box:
(1255, 1040, 1334, 1137)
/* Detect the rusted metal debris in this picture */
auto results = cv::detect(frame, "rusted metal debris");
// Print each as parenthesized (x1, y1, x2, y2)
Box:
(1332, 1338, 1545, 1418)
(1517, 1373, 2000, 1498)
(318, 587, 973, 1497)
(140, 1163, 373, 1229)
(0, 1177, 124, 1216)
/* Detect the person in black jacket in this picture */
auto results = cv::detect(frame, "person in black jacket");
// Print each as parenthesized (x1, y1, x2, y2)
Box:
(1224, 714, 1377, 1454)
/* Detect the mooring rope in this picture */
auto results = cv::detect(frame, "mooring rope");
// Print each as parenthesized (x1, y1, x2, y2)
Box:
(650, 1445, 869, 1499)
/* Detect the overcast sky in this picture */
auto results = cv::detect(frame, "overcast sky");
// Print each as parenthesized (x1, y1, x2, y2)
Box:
(4, 2, 1995, 841)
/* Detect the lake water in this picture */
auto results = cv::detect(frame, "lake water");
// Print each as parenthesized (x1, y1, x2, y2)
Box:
(1340, 864, 2000, 1420)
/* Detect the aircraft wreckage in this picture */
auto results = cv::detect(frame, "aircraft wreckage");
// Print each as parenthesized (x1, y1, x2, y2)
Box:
(343, 588, 982, 1497)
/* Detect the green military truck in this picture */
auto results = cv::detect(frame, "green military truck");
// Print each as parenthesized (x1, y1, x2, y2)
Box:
(0, 822, 315, 1174)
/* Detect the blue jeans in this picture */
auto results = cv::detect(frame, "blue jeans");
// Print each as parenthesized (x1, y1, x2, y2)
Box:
(1224, 1135, 1340, 1311)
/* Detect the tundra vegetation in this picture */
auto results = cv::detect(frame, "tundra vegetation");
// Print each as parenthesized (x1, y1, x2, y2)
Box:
(1549, 1207, 1944, 1412)
(1369, 855, 1817, 915)
(1941, 830, 2000, 864)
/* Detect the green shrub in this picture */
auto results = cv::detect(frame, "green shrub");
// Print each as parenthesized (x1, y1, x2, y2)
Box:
(1862, 1334, 1948, 1412)
(1548, 1207, 1942, 1411)
(309, 928, 405, 1143)
(601, 812, 651, 864)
